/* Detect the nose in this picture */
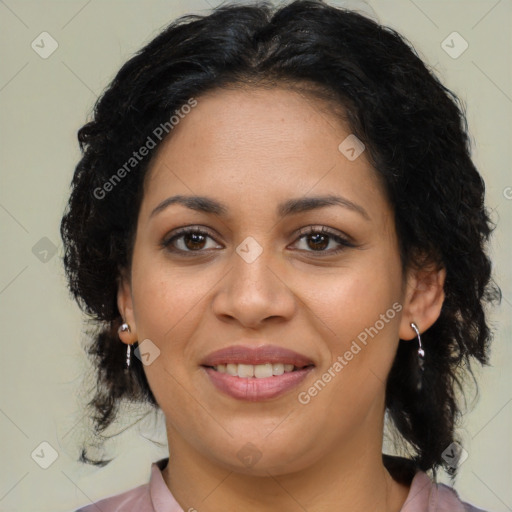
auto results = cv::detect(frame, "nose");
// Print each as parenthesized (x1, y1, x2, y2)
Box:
(211, 244, 297, 329)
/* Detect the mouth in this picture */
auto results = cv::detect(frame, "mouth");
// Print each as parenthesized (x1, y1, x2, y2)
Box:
(200, 345, 315, 401)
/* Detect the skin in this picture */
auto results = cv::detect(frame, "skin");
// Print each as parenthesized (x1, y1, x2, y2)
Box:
(118, 86, 445, 512)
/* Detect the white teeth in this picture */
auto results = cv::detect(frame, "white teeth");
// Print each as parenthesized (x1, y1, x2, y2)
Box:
(212, 362, 298, 378)
(254, 363, 273, 378)
(226, 363, 237, 376)
(272, 363, 284, 375)
(238, 364, 254, 378)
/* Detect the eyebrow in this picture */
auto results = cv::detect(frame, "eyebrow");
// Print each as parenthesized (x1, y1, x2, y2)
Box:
(150, 194, 370, 221)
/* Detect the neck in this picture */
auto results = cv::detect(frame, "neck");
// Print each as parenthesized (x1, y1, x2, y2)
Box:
(161, 422, 410, 512)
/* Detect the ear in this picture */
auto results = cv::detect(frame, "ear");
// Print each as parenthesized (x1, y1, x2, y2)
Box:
(399, 262, 446, 340)
(117, 269, 138, 345)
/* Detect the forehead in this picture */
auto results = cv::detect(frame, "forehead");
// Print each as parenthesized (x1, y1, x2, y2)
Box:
(154, 85, 349, 161)
(141, 86, 389, 223)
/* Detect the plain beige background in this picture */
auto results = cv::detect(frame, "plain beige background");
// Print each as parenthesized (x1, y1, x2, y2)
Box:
(0, 0, 510, 511)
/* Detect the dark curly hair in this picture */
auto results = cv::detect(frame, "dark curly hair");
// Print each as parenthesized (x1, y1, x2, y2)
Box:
(60, 0, 499, 475)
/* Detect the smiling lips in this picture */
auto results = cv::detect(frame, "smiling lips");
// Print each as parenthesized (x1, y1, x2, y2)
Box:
(201, 345, 315, 401)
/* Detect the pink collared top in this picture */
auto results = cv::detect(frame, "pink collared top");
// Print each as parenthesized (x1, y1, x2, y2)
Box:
(75, 457, 488, 512)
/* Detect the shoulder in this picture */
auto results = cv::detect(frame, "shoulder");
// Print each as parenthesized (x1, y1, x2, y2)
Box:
(384, 456, 490, 512)
(402, 470, 490, 512)
(75, 481, 151, 511)
(75, 458, 183, 512)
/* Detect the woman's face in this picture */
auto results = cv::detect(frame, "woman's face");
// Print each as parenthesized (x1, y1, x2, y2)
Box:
(119, 86, 425, 475)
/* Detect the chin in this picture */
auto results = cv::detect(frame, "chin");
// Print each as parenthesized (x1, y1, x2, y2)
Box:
(206, 436, 320, 477)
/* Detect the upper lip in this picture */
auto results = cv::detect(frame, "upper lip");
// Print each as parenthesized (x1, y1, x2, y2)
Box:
(201, 345, 315, 368)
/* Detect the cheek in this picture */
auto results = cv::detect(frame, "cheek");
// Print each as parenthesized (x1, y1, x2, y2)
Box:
(130, 252, 208, 357)
(301, 258, 403, 339)
(129, 258, 208, 417)
(298, 251, 404, 397)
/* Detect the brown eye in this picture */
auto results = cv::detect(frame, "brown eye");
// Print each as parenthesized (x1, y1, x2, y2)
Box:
(292, 226, 354, 255)
(306, 232, 330, 251)
(181, 232, 207, 250)
(163, 227, 222, 254)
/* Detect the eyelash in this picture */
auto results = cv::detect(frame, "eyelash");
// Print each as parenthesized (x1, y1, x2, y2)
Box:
(162, 225, 354, 257)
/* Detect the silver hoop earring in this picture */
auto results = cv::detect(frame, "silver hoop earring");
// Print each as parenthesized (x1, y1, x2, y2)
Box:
(410, 322, 425, 371)
(118, 323, 132, 370)
(410, 322, 425, 391)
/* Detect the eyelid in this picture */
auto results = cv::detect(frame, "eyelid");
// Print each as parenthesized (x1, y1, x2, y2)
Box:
(293, 225, 355, 245)
(163, 225, 218, 240)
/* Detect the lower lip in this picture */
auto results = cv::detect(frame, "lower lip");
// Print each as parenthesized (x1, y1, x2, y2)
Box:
(202, 366, 314, 401)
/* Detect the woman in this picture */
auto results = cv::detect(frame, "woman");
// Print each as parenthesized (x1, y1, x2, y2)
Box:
(61, 1, 499, 510)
